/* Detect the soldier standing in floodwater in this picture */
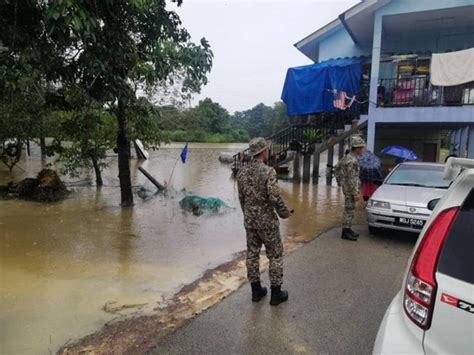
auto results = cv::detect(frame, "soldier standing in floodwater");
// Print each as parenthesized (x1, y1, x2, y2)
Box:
(237, 137, 293, 306)
(334, 136, 366, 241)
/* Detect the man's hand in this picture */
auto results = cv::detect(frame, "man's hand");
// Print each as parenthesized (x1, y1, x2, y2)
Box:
(353, 194, 360, 202)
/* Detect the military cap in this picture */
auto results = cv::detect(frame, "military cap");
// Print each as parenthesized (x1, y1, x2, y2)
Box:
(249, 137, 270, 156)
(351, 136, 366, 148)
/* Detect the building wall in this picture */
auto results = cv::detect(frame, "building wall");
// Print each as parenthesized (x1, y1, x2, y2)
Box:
(318, 27, 370, 62)
(374, 125, 443, 171)
(367, 0, 474, 151)
(371, 106, 474, 124)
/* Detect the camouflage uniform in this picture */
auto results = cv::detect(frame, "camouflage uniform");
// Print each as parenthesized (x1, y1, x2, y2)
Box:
(237, 158, 290, 287)
(334, 152, 361, 229)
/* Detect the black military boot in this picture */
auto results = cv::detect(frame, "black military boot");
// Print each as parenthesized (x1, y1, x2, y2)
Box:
(270, 286, 289, 306)
(251, 281, 267, 302)
(341, 228, 358, 241)
(349, 229, 360, 238)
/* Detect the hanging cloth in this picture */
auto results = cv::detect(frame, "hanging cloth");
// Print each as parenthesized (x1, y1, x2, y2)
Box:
(430, 48, 474, 86)
(281, 58, 362, 115)
(333, 91, 346, 110)
(333, 91, 356, 110)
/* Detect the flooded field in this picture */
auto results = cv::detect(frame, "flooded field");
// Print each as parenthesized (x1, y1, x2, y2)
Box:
(0, 143, 361, 354)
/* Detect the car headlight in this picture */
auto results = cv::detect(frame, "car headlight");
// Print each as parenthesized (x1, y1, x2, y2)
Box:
(369, 200, 391, 209)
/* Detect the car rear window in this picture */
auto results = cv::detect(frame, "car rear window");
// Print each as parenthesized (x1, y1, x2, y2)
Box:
(437, 189, 474, 284)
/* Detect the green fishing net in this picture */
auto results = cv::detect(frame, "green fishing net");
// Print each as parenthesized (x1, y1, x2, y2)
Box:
(179, 195, 228, 215)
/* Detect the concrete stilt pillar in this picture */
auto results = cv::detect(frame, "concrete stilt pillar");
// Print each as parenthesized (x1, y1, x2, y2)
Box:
(312, 144, 320, 184)
(302, 153, 311, 182)
(293, 153, 301, 182)
(338, 141, 345, 160)
(326, 146, 334, 186)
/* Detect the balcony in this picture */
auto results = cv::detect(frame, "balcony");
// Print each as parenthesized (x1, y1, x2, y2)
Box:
(378, 78, 474, 108)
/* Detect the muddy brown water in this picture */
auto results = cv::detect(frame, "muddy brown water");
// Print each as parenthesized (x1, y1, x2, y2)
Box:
(0, 143, 358, 354)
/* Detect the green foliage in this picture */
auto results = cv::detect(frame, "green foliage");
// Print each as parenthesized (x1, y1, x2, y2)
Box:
(43, 0, 214, 105)
(231, 101, 289, 139)
(127, 97, 164, 150)
(153, 98, 286, 143)
(1, 0, 213, 202)
(303, 129, 322, 142)
(57, 110, 116, 179)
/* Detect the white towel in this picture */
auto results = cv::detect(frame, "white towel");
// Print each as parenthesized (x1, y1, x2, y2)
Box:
(430, 48, 474, 86)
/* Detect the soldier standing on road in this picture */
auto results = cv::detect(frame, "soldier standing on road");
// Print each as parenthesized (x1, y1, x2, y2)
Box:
(237, 137, 293, 306)
(334, 136, 366, 241)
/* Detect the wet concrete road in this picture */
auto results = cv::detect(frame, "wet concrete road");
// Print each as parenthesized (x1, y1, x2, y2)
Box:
(152, 226, 418, 355)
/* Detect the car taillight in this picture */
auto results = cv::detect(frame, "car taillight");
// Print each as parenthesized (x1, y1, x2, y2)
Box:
(403, 207, 459, 329)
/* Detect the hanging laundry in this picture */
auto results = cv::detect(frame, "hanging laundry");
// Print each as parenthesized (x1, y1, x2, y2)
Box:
(333, 91, 346, 110)
(333, 91, 356, 110)
(431, 48, 474, 86)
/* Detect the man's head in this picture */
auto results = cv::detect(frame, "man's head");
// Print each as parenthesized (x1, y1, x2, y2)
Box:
(249, 137, 270, 162)
(351, 136, 366, 156)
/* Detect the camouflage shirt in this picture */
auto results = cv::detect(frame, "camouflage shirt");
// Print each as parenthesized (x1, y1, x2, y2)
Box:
(334, 152, 361, 196)
(237, 159, 290, 230)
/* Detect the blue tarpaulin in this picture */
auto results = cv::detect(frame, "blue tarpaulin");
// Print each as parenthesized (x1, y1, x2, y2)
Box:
(281, 58, 362, 116)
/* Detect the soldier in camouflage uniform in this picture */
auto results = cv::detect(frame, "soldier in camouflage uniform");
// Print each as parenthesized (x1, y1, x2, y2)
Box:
(334, 136, 366, 241)
(237, 137, 293, 306)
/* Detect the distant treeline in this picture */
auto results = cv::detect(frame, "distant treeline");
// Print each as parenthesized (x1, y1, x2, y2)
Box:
(158, 98, 289, 143)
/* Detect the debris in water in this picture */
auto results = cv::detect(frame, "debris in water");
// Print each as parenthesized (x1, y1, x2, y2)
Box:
(136, 186, 157, 200)
(179, 195, 229, 216)
(103, 301, 149, 314)
(138, 166, 165, 191)
(218, 152, 234, 164)
(0, 169, 69, 202)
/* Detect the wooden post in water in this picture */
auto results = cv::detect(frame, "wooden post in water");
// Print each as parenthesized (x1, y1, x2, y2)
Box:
(302, 153, 311, 182)
(293, 153, 301, 182)
(138, 166, 165, 191)
(312, 144, 320, 184)
(326, 146, 334, 185)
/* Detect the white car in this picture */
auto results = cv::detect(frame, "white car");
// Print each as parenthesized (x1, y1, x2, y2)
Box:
(373, 158, 474, 354)
(367, 163, 450, 234)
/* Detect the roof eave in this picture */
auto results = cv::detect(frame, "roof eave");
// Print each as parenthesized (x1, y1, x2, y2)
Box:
(295, 0, 392, 52)
(294, 18, 342, 50)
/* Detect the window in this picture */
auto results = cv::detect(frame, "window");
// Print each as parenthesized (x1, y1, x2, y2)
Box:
(385, 164, 450, 189)
(437, 189, 474, 284)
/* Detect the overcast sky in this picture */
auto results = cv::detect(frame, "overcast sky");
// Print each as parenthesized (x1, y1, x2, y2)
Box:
(169, 0, 359, 113)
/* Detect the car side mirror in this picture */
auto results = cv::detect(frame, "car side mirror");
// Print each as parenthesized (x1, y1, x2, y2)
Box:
(427, 199, 440, 211)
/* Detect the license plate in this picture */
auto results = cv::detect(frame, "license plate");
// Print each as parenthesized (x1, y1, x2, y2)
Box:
(397, 217, 425, 228)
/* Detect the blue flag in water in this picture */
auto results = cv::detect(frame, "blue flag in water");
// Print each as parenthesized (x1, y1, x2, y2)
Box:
(180, 143, 188, 163)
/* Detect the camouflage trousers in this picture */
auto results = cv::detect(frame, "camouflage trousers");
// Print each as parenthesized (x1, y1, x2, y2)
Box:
(342, 195, 356, 228)
(245, 227, 283, 287)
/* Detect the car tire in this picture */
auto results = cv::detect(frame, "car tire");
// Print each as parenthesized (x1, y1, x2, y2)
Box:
(368, 226, 381, 235)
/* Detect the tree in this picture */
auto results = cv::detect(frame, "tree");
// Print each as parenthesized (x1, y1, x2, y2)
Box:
(1, 1, 213, 206)
(181, 98, 230, 134)
(0, 1, 68, 162)
(126, 97, 169, 155)
(231, 102, 289, 139)
(51, 88, 116, 186)
(48, 1, 212, 206)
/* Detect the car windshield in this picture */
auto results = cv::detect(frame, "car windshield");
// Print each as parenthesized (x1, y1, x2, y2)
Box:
(385, 164, 450, 189)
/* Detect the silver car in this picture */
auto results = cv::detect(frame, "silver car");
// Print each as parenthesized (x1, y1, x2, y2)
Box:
(373, 158, 474, 354)
(367, 162, 450, 234)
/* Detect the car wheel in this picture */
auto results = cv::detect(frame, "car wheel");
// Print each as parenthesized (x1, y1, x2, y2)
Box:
(368, 226, 381, 235)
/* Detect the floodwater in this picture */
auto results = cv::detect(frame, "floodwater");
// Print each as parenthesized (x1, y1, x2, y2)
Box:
(0, 143, 358, 354)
